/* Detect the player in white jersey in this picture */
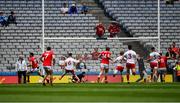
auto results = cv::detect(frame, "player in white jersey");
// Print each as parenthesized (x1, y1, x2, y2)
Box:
(59, 53, 80, 82)
(123, 45, 137, 83)
(147, 47, 160, 82)
(113, 51, 125, 82)
(59, 56, 66, 71)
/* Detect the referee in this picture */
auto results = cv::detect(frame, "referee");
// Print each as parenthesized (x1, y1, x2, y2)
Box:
(15, 56, 27, 84)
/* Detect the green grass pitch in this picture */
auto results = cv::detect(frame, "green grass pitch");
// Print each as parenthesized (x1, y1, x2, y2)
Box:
(0, 83, 180, 102)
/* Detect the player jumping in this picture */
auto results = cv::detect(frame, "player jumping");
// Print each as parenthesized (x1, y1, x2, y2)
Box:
(97, 47, 112, 83)
(59, 53, 80, 83)
(40, 47, 55, 86)
(147, 47, 160, 82)
(123, 45, 137, 84)
(113, 51, 125, 82)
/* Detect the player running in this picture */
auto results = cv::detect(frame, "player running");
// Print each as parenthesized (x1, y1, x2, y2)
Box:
(27, 52, 44, 83)
(147, 47, 160, 82)
(97, 47, 112, 83)
(40, 47, 55, 86)
(113, 51, 125, 82)
(158, 53, 167, 82)
(59, 53, 80, 83)
(123, 45, 137, 84)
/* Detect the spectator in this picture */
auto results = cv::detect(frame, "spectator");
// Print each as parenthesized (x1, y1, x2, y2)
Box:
(80, 2, 89, 14)
(82, 53, 90, 62)
(172, 42, 179, 59)
(15, 56, 27, 84)
(91, 48, 100, 60)
(108, 21, 120, 38)
(7, 11, 17, 26)
(76, 54, 82, 60)
(174, 60, 180, 82)
(0, 11, 8, 27)
(60, 3, 69, 14)
(95, 23, 105, 38)
(69, 4, 78, 14)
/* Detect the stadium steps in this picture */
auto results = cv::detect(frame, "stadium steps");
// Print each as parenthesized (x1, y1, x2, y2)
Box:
(123, 41, 149, 58)
(81, 0, 148, 56)
(81, 0, 128, 37)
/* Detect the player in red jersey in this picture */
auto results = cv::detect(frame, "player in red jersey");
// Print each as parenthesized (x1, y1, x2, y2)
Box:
(40, 47, 55, 86)
(27, 52, 44, 83)
(158, 53, 168, 82)
(97, 47, 112, 83)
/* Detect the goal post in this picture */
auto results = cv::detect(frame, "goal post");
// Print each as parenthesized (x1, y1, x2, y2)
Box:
(41, 0, 161, 53)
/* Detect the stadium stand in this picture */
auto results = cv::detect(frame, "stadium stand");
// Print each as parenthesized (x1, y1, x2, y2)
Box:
(0, 0, 179, 72)
(44, 0, 99, 37)
(0, 0, 42, 70)
(0, 0, 127, 70)
(101, 0, 180, 52)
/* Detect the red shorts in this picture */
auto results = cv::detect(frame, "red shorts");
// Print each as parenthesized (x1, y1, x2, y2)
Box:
(116, 66, 124, 71)
(150, 62, 158, 69)
(176, 70, 180, 76)
(126, 63, 135, 69)
(65, 69, 75, 75)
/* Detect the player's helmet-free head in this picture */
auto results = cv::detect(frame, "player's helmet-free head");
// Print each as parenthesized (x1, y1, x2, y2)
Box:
(29, 52, 34, 56)
(18, 55, 24, 61)
(68, 53, 73, 57)
(128, 45, 132, 50)
(120, 51, 124, 55)
(151, 47, 155, 51)
(106, 47, 110, 51)
(47, 47, 51, 51)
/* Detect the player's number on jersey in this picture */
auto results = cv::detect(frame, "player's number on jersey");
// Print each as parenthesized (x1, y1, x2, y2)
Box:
(68, 61, 72, 65)
(127, 54, 132, 59)
(102, 54, 109, 58)
(44, 54, 49, 60)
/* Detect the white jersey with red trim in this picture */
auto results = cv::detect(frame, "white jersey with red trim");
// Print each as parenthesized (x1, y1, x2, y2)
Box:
(149, 52, 160, 63)
(114, 56, 124, 67)
(65, 57, 79, 70)
(124, 50, 137, 64)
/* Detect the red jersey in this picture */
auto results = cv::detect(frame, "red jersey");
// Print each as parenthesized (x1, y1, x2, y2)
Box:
(100, 51, 111, 64)
(96, 25, 105, 36)
(172, 47, 179, 54)
(29, 56, 38, 69)
(108, 24, 120, 34)
(158, 56, 167, 68)
(41, 51, 54, 66)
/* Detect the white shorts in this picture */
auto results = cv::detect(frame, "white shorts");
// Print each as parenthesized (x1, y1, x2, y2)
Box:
(100, 63, 109, 69)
